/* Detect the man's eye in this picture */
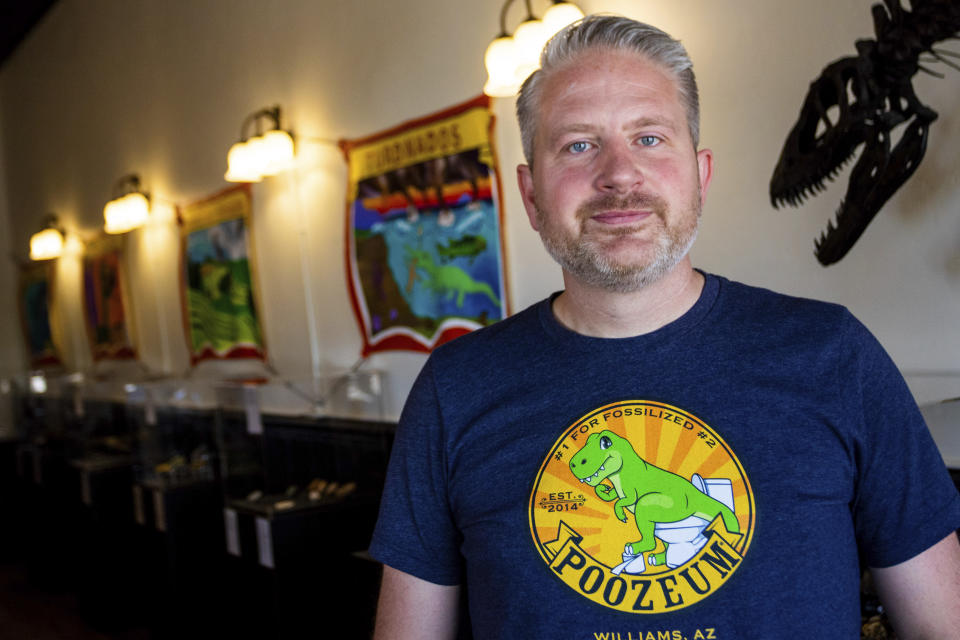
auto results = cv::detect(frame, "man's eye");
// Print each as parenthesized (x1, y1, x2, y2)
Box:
(639, 136, 660, 147)
(567, 141, 593, 154)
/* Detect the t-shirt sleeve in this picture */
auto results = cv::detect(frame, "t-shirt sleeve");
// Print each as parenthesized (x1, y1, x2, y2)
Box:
(368, 357, 464, 585)
(843, 312, 960, 568)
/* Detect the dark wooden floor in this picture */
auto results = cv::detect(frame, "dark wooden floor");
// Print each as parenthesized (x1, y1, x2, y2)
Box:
(0, 561, 149, 640)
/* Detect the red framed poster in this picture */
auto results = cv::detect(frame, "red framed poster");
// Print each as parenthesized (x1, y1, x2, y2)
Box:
(341, 95, 509, 355)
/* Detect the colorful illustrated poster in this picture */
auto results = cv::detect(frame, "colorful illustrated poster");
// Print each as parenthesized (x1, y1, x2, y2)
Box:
(341, 95, 509, 355)
(19, 262, 61, 368)
(83, 235, 137, 361)
(180, 185, 265, 364)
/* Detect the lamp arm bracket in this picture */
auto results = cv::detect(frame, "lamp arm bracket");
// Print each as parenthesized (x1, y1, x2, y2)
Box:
(240, 106, 283, 141)
(498, 0, 517, 36)
(523, 0, 535, 20)
(111, 173, 147, 200)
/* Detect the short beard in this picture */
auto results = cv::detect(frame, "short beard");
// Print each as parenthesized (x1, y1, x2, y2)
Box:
(536, 191, 701, 293)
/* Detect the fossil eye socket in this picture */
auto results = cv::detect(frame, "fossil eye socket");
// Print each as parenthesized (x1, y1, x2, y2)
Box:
(599, 436, 612, 450)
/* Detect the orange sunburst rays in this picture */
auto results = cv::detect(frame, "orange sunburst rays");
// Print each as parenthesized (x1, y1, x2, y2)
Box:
(530, 401, 753, 563)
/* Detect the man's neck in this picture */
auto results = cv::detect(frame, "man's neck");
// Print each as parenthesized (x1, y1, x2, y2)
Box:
(551, 260, 705, 339)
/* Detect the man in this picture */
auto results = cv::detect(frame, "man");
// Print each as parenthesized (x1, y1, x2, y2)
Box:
(370, 15, 960, 639)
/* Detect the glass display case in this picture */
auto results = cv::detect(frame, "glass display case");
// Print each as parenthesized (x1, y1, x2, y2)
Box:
(324, 367, 387, 420)
(214, 373, 394, 637)
(0, 374, 25, 551)
(123, 377, 225, 636)
(126, 379, 219, 495)
(66, 378, 137, 510)
(0, 375, 19, 442)
(13, 372, 78, 490)
(216, 370, 388, 516)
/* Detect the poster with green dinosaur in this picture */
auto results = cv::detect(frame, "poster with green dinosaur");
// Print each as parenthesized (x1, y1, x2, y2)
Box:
(341, 95, 509, 355)
(179, 185, 265, 364)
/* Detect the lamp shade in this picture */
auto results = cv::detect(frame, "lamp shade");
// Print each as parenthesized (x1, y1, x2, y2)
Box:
(30, 227, 64, 260)
(225, 140, 262, 182)
(245, 135, 270, 177)
(259, 129, 295, 176)
(542, 2, 584, 35)
(484, 35, 522, 97)
(512, 18, 550, 82)
(104, 192, 150, 234)
(225, 127, 295, 182)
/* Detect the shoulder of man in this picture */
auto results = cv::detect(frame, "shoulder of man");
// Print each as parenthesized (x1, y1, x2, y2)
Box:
(712, 273, 852, 327)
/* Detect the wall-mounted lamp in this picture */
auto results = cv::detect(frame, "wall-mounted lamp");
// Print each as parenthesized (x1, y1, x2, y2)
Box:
(29, 214, 66, 261)
(225, 106, 295, 183)
(484, 0, 584, 97)
(104, 174, 151, 234)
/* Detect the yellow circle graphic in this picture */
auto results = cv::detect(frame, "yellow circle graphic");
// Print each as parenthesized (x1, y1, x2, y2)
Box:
(529, 400, 755, 614)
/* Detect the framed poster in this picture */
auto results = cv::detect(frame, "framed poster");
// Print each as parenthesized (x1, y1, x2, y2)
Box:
(83, 234, 137, 361)
(179, 185, 266, 364)
(18, 262, 61, 368)
(341, 95, 509, 355)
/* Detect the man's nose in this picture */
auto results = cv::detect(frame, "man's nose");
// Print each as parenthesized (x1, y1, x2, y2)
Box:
(594, 142, 644, 193)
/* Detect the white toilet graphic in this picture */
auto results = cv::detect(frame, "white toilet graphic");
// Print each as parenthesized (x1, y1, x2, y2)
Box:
(612, 473, 735, 575)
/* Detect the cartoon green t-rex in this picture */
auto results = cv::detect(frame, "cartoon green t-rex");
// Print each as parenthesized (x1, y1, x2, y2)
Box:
(569, 430, 739, 571)
(406, 248, 500, 309)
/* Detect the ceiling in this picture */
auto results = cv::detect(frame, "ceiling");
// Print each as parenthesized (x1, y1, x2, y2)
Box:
(0, 0, 58, 69)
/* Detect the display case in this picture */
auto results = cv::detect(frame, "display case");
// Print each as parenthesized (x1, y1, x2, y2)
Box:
(14, 373, 71, 489)
(215, 374, 394, 638)
(0, 375, 25, 559)
(0, 374, 23, 475)
(64, 378, 137, 511)
(0, 374, 19, 441)
(8, 373, 88, 590)
(124, 378, 225, 636)
(54, 377, 142, 631)
(127, 379, 219, 494)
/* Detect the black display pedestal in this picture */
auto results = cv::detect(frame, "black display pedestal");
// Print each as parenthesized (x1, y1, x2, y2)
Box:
(132, 479, 226, 638)
(221, 496, 381, 639)
(68, 455, 142, 631)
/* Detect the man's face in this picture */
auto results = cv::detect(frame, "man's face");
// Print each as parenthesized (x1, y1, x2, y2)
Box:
(517, 48, 713, 292)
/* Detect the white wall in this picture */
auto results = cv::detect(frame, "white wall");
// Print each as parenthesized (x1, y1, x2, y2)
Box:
(0, 84, 25, 378)
(0, 83, 26, 436)
(0, 0, 957, 419)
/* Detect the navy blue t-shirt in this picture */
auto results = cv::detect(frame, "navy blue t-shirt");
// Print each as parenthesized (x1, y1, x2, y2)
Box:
(369, 274, 960, 639)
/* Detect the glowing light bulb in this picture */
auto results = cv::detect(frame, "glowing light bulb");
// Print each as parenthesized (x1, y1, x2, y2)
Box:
(245, 135, 270, 178)
(512, 18, 550, 83)
(483, 35, 522, 97)
(542, 2, 584, 36)
(225, 140, 261, 182)
(104, 192, 150, 234)
(260, 129, 295, 176)
(29, 227, 64, 260)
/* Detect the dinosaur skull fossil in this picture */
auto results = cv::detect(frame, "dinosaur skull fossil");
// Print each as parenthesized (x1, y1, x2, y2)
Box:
(770, 39, 936, 266)
(768, 0, 960, 266)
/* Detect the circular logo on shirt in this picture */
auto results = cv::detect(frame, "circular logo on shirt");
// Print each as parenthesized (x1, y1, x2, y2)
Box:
(528, 400, 755, 614)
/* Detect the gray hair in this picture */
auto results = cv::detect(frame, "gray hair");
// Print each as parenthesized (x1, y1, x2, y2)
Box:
(516, 15, 701, 166)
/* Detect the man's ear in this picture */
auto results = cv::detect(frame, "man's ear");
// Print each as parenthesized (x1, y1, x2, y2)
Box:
(517, 164, 540, 231)
(696, 148, 714, 208)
